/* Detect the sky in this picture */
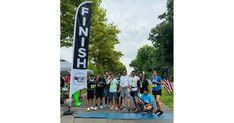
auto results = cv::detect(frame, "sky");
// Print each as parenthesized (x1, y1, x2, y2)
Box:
(61, 0, 167, 74)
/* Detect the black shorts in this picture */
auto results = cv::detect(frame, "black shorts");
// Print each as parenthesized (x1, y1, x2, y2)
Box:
(95, 88, 104, 98)
(152, 89, 162, 96)
(87, 90, 95, 100)
(117, 92, 120, 98)
(130, 90, 138, 97)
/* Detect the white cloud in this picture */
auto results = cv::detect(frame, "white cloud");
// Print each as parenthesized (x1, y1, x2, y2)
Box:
(101, 0, 167, 74)
(61, 0, 167, 74)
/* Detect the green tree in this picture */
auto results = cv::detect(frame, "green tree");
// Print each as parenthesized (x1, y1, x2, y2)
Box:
(61, 0, 126, 74)
(148, 0, 173, 66)
(149, 0, 173, 81)
(130, 0, 173, 81)
(130, 45, 157, 71)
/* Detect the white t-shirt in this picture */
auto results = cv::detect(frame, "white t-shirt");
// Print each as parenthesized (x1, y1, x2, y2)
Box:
(120, 75, 131, 87)
(131, 76, 140, 91)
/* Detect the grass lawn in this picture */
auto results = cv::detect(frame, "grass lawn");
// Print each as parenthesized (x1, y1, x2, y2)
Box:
(161, 86, 173, 110)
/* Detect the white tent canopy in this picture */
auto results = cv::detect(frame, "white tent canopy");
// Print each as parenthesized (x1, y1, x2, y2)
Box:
(61, 59, 71, 72)
(60, 59, 93, 76)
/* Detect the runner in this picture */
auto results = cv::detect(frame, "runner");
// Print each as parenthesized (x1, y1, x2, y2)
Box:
(138, 73, 149, 94)
(120, 70, 131, 112)
(94, 74, 106, 110)
(130, 71, 140, 113)
(103, 71, 110, 109)
(151, 70, 165, 117)
(135, 87, 155, 113)
(108, 74, 119, 111)
(64, 72, 70, 87)
(116, 73, 121, 109)
(87, 74, 96, 111)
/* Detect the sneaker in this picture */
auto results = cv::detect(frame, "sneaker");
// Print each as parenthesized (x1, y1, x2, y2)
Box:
(120, 107, 126, 111)
(107, 105, 110, 108)
(155, 109, 160, 114)
(158, 111, 165, 117)
(90, 106, 94, 110)
(103, 104, 107, 109)
(87, 107, 90, 112)
(93, 106, 98, 110)
(128, 107, 131, 112)
(100, 105, 104, 110)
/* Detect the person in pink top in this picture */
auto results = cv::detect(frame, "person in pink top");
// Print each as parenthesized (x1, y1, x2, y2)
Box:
(64, 72, 70, 86)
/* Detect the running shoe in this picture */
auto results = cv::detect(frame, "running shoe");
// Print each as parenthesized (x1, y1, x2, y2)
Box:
(128, 107, 131, 112)
(100, 105, 104, 110)
(103, 104, 107, 109)
(87, 107, 90, 112)
(90, 106, 94, 110)
(93, 106, 98, 110)
(155, 109, 160, 114)
(120, 106, 126, 111)
(158, 111, 165, 117)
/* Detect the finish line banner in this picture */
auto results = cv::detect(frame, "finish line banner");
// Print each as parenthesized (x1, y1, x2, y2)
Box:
(70, 1, 92, 97)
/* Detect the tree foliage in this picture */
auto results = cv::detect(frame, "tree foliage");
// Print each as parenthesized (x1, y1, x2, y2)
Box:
(130, 0, 173, 81)
(61, 0, 126, 74)
(148, 0, 173, 66)
(130, 45, 157, 71)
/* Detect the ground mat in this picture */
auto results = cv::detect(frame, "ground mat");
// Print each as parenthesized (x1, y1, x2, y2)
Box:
(74, 112, 173, 120)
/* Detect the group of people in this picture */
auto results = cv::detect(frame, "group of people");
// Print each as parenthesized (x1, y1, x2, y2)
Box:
(86, 70, 165, 117)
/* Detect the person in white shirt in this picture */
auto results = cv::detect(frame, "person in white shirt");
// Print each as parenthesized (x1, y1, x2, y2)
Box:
(120, 70, 131, 112)
(130, 71, 140, 113)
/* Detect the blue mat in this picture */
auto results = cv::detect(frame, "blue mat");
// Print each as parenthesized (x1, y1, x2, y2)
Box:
(74, 112, 173, 120)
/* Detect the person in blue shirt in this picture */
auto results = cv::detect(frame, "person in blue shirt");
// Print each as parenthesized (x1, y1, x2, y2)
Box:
(135, 87, 155, 113)
(151, 70, 165, 117)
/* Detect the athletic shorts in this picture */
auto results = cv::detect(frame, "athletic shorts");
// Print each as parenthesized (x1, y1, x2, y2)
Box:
(120, 87, 130, 99)
(109, 92, 118, 100)
(87, 90, 95, 100)
(152, 89, 162, 96)
(130, 90, 138, 97)
(95, 88, 104, 98)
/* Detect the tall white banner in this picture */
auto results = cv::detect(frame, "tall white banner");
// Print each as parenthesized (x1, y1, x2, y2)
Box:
(70, 1, 92, 97)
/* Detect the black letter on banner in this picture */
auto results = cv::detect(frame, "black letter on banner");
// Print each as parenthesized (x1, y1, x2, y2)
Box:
(72, 2, 92, 69)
